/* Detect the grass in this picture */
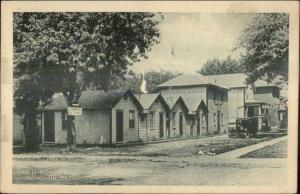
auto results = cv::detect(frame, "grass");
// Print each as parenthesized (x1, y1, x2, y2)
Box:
(240, 140, 287, 158)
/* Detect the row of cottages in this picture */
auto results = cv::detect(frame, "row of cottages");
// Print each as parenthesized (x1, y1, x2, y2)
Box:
(37, 90, 144, 144)
(157, 73, 229, 135)
(206, 73, 282, 129)
(36, 89, 208, 145)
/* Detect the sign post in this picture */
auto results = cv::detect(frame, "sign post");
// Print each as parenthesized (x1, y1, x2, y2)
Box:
(67, 106, 83, 116)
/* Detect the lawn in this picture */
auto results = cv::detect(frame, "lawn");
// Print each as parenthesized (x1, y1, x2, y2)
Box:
(14, 131, 287, 157)
(239, 140, 287, 158)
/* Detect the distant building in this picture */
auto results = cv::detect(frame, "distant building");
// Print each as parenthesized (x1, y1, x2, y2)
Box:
(157, 73, 229, 135)
(206, 73, 281, 129)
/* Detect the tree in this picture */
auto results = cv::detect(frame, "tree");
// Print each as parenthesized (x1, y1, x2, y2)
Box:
(14, 12, 161, 150)
(109, 70, 143, 93)
(144, 70, 178, 93)
(237, 13, 289, 84)
(198, 56, 245, 75)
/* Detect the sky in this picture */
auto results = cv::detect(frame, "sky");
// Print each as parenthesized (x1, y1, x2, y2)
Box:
(130, 13, 255, 74)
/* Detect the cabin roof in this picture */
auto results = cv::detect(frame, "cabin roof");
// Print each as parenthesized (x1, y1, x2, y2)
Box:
(135, 93, 170, 112)
(134, 93, 160, 110)
(161, 94, 189, 112)
(161, 94, 181, 109)
(206, 73, 280, 89)
(38, 90, 138, 110)
(157, 73, 228, 90)
(179, 93, 207, 113)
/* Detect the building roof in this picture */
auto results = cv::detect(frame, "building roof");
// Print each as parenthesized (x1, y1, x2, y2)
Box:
(135, 93, 160, 109)
(135, 93, 170, 111)
(245, 99, 269, 105)
(161, 94, 189, 112)
(161, 94, 181, 109)
(206, 73, 279, 89)
(38, 90, 140, 110)
(157, 73, 228, 90)
(179, 93, 207, 113)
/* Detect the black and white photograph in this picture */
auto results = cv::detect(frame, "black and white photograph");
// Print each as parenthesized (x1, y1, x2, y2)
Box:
(1, 1, 299, 193)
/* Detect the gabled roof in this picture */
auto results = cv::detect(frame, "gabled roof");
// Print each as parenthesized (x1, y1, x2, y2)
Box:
(38, 90, 142, 110)
(135, 93, 170, 111)
(206, 73, 279, 89)
(135, 93, 160, 110)
(161, 94, 189, 112)
(179, 93, 207, 113)
(161, 94, 181, 109)
(157, 73, 228, 90)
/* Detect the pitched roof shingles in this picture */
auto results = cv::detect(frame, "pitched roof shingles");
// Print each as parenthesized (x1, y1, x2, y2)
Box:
(134, 93, 160, 110)
(157, 73, 227, 89)
(206, 73, 279, 89)
(39, 90, 126, 110)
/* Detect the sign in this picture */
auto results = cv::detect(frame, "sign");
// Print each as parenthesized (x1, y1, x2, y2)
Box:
(68, 106, 83, 116)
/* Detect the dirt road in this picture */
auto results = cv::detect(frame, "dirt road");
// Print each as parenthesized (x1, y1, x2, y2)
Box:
(13, 136, 287, 185)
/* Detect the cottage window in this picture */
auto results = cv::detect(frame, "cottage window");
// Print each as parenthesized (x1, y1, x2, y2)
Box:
(192, 118, 196, 126)
(201, 114, 205, 125)
(129, 110, 135, 128)
(140, 113, 146, 122)
(149, 111, 155, 128)
(172, 112, 176, 127)
(62, 111, 67, 130)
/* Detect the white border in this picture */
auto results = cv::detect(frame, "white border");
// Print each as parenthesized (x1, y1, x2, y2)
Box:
(1, 1, 299, 193)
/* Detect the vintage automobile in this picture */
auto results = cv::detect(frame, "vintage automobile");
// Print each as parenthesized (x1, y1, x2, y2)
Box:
(228, 117, 258, 138)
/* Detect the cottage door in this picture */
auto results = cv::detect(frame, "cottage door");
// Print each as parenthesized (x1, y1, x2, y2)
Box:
(179, 113, 183, 137)
(44, 111, 55, 142)
(217, 111, 221, 133)
(159, 112, 164, 138)
(196, 113, 200, 136)
(116, 110, 123, 142)
(166, 112, 170, 138)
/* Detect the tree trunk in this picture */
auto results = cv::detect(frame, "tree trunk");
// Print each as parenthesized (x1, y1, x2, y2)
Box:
(23, 110, 39, 151)
(66, 115, 76, 150)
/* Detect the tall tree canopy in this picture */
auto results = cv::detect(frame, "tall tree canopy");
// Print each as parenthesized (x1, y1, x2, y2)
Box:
(198, 56, 245, 75)
(108, 70, 143, 93)
(237, 13, 289, 84)
(14, 12, 161, 150)
(144, 70, 178, 93)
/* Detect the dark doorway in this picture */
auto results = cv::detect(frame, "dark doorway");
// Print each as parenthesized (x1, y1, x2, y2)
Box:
(179, 113, 183, 137)
(197, 113, 200, 136)
(248, 106, 255, 117)
(159, 112, 164, 138)
(217, 111, 221, 133)
(166, 112, 170, 138)
(44, 111, 55, 142)
(116, 110, 123, 142)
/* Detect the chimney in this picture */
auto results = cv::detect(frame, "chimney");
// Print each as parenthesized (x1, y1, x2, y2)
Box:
(140, 72, 147, 94)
